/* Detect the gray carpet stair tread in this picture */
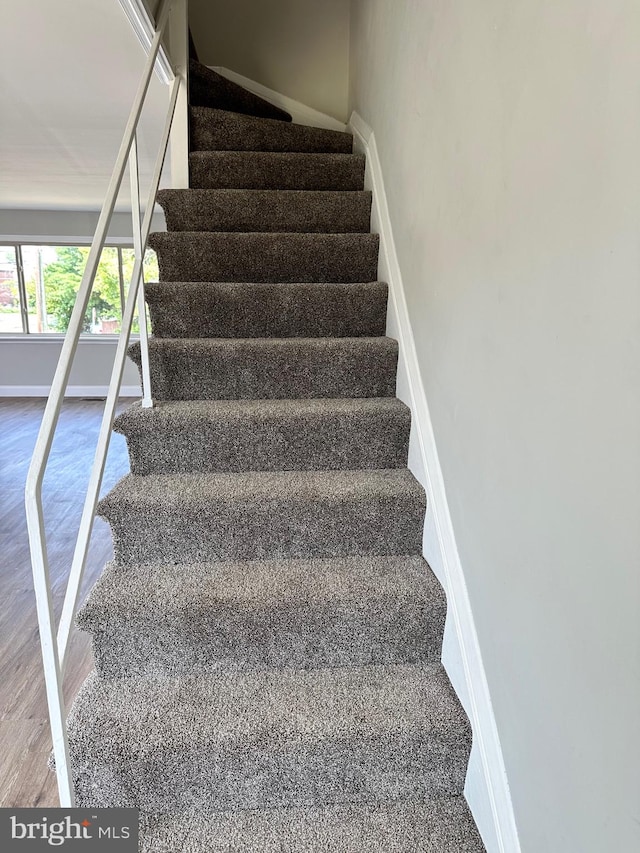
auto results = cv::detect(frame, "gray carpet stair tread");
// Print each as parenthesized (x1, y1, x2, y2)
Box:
(148, 231, 379, 283)
(190, 106, 353, 153)
(139, 800, 485, 852)
(65, 88, 481, 847)
(144, 281, 387, 339)
(69, 663, 472, 811)
(128, 337, 398, 401)
(77, 555, 446, 677)
(156, 189, 372, 233)
(188, 60, 292, 122)
(97, 469, 426, 564)
(189, 151, 366, 191)
(114, 397, 410, 474)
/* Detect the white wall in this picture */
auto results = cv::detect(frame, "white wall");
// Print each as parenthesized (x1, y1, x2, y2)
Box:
(0, 209, 165, 245)
(349, 2, 640, 851)
(0, 337, 140, 395)
(189, 0, 351, 121)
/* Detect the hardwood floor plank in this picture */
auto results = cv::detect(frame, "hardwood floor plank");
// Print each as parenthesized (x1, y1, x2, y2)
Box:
(0, 397, 134, 806)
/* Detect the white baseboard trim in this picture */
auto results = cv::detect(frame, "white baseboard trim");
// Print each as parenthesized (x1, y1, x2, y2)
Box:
(348, 111, 521, 853)
(0, 386, 141, 398)
(209, 67, 347, 133)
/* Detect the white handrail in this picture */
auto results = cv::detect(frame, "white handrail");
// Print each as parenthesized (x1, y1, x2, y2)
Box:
(56, 77, 180, 673)
(24, 0, 187, 806)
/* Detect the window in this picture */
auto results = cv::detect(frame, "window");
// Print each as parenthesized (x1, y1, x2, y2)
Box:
(0, 243, 158, 335)
(0, 245, 25, 333)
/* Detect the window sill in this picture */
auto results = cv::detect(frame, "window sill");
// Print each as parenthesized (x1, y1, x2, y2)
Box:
(0, 334, 140, 343)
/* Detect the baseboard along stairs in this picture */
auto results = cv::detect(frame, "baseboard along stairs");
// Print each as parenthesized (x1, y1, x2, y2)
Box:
(66, 60, 486, 851)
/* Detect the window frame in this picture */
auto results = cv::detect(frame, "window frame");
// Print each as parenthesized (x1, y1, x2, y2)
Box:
(0, 240, 150, 340)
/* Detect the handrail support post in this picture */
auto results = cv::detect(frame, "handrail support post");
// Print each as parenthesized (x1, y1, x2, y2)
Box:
(169, 0, 189, 189)
(129, 134, 153, 408)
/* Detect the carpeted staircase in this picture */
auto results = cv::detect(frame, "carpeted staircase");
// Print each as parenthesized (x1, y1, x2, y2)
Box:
(66, 62, 486, 851)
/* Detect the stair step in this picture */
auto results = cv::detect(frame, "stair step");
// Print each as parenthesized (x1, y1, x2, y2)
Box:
(114, 397, 410, 474)
(147, 232, 379, 283)
(77, 555, 445, 677)
(190, 106, 354, 153)
(189, 60, 292, 122)
(139, 800, 485, 852)
(145, 281, 387, 339)
(128, 337, 397, 401)
(156, 189, 372, 233)
(97, 468, 425, 564)
(69, 664, 471, 811)
(189, 151, 366, 191)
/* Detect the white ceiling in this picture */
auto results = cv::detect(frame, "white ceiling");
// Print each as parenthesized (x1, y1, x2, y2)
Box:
(0, 0, 170, 211)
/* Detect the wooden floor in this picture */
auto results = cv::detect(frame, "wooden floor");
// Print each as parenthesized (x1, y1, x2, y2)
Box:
(0, 397, 133, 806)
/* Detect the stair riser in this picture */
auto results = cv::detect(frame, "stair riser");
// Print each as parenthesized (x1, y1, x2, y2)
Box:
(148, 233, 379, 284)
(99, 491, 425, 564)
(73, 734, 469, 811)
(145, 282, 388, 339)
(117, 407, 409, 474)
(67, 663, 472, 824)
(78, 556, 444, 676)
(190, 107, 353, 154)
(89, 599, 443, 677)
(189, 152, 366, 191)
(128, 339, 398, 401)
(157, 190, 372, 234)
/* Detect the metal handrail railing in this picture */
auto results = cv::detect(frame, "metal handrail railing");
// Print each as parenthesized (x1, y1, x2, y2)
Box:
(24, 0, 187, 806)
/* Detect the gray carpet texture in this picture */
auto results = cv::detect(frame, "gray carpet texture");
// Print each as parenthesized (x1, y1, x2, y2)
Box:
(68, 64, 485, 852)
(69, 665, 471, 811)
(188, 60, 292, 122)
(139, 801, 484, 852)
(144, 281, 387, 338)
(97, 469, 426, 565)
(77, 555, 446, 677)
(148, 231, 380, 283)
(189, 150, 366, 190)
(128, 337, 398, 400)
(190, 106, 354, 153)
(114, 397, 409, 474)
(156, 188, 372, 233)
